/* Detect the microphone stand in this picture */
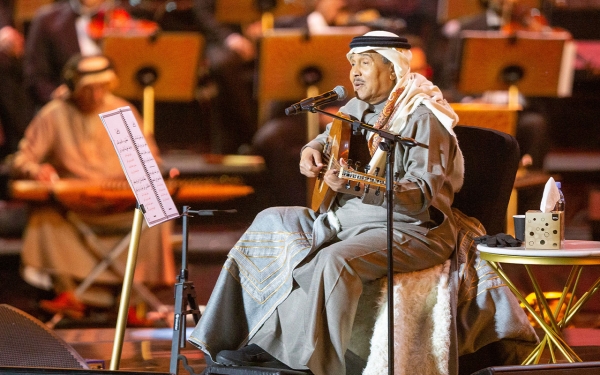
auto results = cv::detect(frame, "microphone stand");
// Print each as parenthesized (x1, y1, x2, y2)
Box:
(170, 206, 237, 375)
(311, 107, 427, 375)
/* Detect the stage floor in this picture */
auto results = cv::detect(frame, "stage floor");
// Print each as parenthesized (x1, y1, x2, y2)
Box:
(56, 327, 208, 374)
(52, 325, 600, 375)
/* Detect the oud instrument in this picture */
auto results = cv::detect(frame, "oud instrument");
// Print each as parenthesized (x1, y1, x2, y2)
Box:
(310, 114, 350, 213)
(310, 114, 393, 213)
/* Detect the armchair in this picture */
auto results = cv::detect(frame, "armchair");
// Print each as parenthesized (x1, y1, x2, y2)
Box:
(452, 125, 521, 235)
(357, 125, 537, 375)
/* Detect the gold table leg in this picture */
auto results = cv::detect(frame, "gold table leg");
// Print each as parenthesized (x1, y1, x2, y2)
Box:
(487, 261, 581, 363)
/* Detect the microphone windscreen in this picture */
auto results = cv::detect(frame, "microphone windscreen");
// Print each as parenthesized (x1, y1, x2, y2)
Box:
(334, 85, 347, 100)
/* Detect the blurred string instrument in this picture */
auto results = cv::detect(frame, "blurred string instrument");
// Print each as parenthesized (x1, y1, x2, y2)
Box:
(88, 8, 159, 39)
(87, 3, 160, 40)
(9, 177, 254, 214)
(212, 0, 406, 33)
(11, 0, 162, 45)
(490, 0, 571, 108)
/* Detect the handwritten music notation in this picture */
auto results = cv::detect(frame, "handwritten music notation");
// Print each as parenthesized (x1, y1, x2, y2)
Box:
(99, 106, 179, 227)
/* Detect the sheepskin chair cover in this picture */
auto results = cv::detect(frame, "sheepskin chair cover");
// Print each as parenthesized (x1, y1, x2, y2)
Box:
(363, 260, 452, 375)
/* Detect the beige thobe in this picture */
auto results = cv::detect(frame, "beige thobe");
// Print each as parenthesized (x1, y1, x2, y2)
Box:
(11, 94, 174, 295)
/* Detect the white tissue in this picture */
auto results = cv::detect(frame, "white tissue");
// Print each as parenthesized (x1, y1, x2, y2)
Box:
(540, 177, 560, 213)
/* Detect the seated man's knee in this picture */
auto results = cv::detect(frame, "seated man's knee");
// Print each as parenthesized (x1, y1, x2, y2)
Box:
(313, 243, 356, 271)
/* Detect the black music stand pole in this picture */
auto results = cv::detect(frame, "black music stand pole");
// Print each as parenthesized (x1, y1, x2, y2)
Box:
(170, 206, 201, 375)
(170, 206, 237, 375)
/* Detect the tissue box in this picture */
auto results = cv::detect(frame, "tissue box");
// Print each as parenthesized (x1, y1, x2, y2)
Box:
(524, 210, 564, 249)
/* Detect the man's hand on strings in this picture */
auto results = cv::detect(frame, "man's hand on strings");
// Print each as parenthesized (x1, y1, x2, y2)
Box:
(300, 147, 324, 178)
(325, 158, 360, 196)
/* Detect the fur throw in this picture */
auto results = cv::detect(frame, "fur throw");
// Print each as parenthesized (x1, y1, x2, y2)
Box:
(360, 209, 538, 375)
(363, 260, 452, 375)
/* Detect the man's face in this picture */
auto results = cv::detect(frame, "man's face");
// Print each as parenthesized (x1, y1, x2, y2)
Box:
(73, 82, 110, 113)
(349, 52, 395, 105)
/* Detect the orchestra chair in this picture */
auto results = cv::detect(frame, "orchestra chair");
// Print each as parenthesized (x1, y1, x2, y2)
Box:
(450, 103, 521, 234)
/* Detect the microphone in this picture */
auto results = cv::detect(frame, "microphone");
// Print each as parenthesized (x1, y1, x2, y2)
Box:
(285, 86, 347, 116)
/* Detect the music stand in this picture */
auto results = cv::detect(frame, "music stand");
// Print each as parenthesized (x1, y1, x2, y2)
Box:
(257, 29, 364, 131)
(102, 32, 204, 134)
(457, 29, 576, 98)
(257, 30, 362, 105)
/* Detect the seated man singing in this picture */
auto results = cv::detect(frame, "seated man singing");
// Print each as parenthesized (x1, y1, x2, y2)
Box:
(189, 30, 463, 374)
(189, 31, 537, 374)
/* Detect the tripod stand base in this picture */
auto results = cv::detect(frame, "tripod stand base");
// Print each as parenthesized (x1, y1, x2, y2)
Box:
(202, 365, 311, 375)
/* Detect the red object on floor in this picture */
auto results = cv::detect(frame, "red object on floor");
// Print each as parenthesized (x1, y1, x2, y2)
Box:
(39, 292, 86, 319)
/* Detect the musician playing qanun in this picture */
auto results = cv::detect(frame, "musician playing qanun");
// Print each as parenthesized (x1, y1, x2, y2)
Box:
(10, 54, 174, 318)
(189, 31, 537, 374)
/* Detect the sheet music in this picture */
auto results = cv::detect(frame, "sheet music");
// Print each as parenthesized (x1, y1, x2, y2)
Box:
(99, 106, 179, 226)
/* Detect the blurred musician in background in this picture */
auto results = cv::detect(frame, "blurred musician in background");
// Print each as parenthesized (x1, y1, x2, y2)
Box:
(24, 0, 156, 110)
(24, 0, 107, 109)
(271, 0, 404, 35)
(10, 54, 174, 319)
(0, 0, 34, 160)
(441, 0, 557, 172)
(192, 0, 259, 154)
